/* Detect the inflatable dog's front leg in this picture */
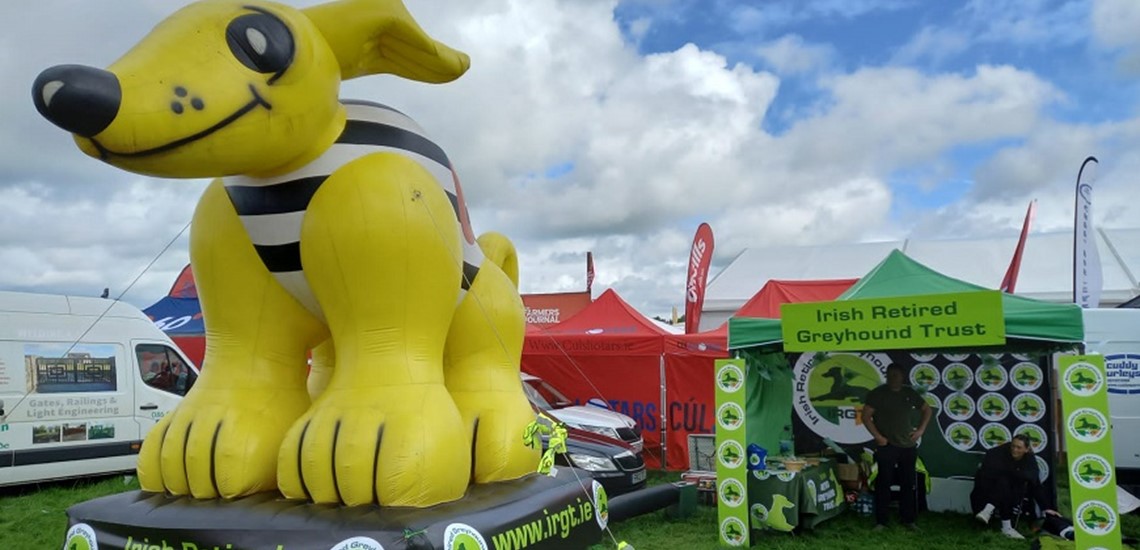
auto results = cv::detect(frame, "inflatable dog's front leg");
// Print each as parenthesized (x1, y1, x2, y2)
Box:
(137, 181, 329, 499)
(276, 153, 471, 507)
(445, 233, 540, 483)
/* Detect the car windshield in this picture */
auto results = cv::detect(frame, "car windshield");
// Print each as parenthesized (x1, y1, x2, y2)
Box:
(522, 381, 553, 411)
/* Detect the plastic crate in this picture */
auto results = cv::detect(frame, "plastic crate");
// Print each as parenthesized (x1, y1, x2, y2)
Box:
(687, 434, 716, 472)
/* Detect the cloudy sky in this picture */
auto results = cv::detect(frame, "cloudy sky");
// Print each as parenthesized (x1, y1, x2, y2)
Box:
(1, 0, 1139, 320)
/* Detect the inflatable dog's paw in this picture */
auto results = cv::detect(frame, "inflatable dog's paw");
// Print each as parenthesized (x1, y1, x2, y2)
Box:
(277, 384, 471, 507)
(138, 387, 310, 499)
(456, 394, 541, 482)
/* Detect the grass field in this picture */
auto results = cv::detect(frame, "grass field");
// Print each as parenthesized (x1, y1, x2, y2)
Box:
(586, 471, 1140, 550)
(2, 471, 1137, 549)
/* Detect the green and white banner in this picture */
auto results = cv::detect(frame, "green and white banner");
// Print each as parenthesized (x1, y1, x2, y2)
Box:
(715, 358, 749, 547)
(1057, 354, 1121, 550)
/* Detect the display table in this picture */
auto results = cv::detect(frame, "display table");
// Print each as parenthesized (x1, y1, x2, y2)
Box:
(747, 459, 847, 532)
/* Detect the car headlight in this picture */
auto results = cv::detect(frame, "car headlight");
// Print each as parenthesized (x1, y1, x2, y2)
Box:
(579, 424, 621, 440)
(568, 453, 618, 472)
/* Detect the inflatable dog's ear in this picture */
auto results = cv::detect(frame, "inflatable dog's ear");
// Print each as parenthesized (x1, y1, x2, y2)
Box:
(304, 0, 469, 82)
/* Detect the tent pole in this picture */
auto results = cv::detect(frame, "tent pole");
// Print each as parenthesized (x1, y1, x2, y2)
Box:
(660, 354, 667, 471)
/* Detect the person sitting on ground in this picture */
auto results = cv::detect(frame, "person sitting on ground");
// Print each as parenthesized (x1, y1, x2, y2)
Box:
(971, 434, 1059, 539)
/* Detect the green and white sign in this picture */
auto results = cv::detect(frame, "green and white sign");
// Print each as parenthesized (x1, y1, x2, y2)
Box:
(1057, 354, 1122, 550)
(716, 358, 749, 547)
(781, 291, 1005, 352)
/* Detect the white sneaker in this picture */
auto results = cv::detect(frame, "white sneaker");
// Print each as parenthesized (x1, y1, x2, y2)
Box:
(1001, 526, 1025, 539)
(975, 504, 994, 524)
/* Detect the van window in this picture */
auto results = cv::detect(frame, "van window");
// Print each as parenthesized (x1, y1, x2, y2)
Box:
(135, 344, 197, 396)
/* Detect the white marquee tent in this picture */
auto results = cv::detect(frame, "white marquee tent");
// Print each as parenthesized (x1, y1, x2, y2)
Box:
(700, 227, 1140, 332)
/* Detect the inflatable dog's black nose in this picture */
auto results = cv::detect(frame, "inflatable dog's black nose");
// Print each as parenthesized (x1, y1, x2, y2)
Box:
(33, 64, 121, 138)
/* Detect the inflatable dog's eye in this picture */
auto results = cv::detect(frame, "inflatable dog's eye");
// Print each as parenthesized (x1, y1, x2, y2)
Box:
(226, 9, 294, 83)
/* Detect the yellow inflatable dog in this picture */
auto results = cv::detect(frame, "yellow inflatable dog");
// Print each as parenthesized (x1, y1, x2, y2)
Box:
(33, 0, 538, 507)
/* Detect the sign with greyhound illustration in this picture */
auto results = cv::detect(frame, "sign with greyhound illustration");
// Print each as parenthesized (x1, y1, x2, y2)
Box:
(1057, 354, 1122, 550)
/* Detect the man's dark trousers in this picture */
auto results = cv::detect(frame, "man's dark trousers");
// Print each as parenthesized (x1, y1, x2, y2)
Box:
(875, 444, 917, 526)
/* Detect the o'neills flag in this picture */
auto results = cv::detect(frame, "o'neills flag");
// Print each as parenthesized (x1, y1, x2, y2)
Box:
(586, 252, 595, 293)
(1073, 156, 1102, 308)
(1000, 199, 1036, 294)
(684, 223, 714, 334)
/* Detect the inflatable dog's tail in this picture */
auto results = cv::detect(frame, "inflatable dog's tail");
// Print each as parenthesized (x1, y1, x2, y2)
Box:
(477, 232, 520, 289)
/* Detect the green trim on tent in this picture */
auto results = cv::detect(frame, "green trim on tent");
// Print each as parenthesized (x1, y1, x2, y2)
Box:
(728, 249, 1085, 349)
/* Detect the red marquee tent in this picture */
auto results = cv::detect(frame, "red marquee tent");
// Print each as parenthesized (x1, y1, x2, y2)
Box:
(522, 289, 670, 467)
(523, 281, 858, 470)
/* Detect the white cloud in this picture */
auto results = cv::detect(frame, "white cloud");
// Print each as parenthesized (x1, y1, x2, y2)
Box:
(626, 17, 653, 44)
(1091, 0, 1140, 74)
(893, 26, 971, 66)
(728, 0, 914, 33)
(755, 35, 834, 75)
(779, 65, 1062, 176)
(963, 0, 1088, 48)
(1, 0, 1138, 321)
(1091, 0, 1140, 48)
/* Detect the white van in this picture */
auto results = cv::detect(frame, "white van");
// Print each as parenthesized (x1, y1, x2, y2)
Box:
(1082, 308, 1140, 473)
(0, 291, 198, 486)
(520, 372, 644, 454)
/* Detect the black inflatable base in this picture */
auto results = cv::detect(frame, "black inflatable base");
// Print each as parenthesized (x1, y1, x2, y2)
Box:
(64, 470, 606, 550)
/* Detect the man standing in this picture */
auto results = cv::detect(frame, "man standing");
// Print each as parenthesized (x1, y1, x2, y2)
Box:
(862, 363, 932, 531)
(971, 434, 1059, 539)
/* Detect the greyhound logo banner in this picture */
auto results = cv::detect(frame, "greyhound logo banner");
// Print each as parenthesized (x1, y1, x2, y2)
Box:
(945, 421, 978, 451)
(1010, 362, 1043, 391)
(910, 363, 940, 391)
(1065, 361, 1105, 397)
(977, 393, 1010, 422)
(749, 503, 769, 527)
(719, 517, 747, 547)
(1012, 393, 1046, 423)
(977, 364, 1008, 391)
(444, 524, 489, 550)
(718, 364, 745, 393)
(330, 537, 385, 550)
(717, 403, 744, 431)
(719, 479, 745, 508)
(1057, 353, 1121, 549)
(1035, 455, 1050, 484)
(593, 480, 609, 530)
(943, 363, 974, 391)
(980, 422, 1011, 449)
(65, 523, 99, 550)
(943, 393, 975, 421)
(715, 358, 750, 547)
(1067, 408, 1108, 443)
(792, 352, 889, 444)
(1071, 454, 1113, 490)
(1076, 501, 1118, 537)
(718, 440, 744, 469)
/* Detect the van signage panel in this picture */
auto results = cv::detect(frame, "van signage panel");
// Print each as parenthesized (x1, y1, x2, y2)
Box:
(1105, 353, 1140, 395)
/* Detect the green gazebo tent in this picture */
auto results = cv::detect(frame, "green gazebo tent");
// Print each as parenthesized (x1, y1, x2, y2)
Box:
(721, 249, 1084, 471)
(728, 249, 1084, 350)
